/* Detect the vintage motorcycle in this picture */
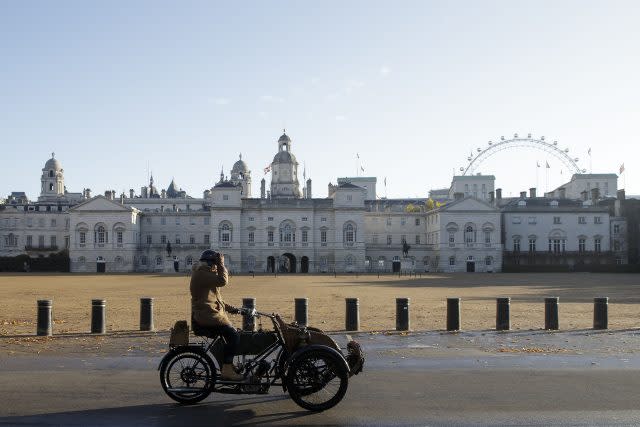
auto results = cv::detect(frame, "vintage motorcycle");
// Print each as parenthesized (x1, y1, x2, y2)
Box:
(158, 308, 365, 411)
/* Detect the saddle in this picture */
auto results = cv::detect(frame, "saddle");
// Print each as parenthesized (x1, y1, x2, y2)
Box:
(190, 313, 223, 339)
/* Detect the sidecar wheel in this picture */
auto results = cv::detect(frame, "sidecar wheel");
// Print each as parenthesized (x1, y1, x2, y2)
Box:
(160, 349, 215, 404)
(285, 348, 349, 411)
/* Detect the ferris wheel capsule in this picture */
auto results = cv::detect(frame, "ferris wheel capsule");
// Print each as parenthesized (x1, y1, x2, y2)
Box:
(514, 133, 518, 138)
(528, 133, 532, 138)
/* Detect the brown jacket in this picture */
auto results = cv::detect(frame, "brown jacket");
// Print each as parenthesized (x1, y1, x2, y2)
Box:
(190, 262, 233, 327)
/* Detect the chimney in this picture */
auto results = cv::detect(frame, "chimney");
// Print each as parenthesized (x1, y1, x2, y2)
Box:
(496, 188, 502, 200)
(454, 192, 464, 200)
(558, 187, 566, 199)
(489, 191, 495, 203)
(129, 189, 135, 199)
(260, 178, 266, 199)
(529, 187, 536, 198)
(617, 189, 626, 201)
(104, 190, 111, 199)
(120, 193, 125, 204)
(306, 178, 312, 199)
(519, 191, 527, 199)
(591, 188, 600, 201)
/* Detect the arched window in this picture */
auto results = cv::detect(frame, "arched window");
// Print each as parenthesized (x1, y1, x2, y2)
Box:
(49, 183, 54, 191)
(218, 221, 233, 246)
(49, 170, 54, 177)
(343, 222, 356, 246)
(95, 225, 107, 246)
(279, 220, 296, 244)
(464, 224, 476, 246)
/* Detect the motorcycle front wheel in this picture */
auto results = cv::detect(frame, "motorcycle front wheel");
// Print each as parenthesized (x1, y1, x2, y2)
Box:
(160, 349, 215, 404)
(285, 348, 349, 411)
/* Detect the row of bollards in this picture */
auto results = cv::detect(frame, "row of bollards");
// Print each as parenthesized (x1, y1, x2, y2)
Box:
(36, 297, 155, 336)
(35, 295, 611, 336)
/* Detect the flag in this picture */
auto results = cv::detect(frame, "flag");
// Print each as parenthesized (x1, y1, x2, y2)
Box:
(360, 166, 365, 172)
(588, 148, 592, 155)
(263, 164, 271, 174)
(384, 177, 387, 186)
(620, 163, 625, 174)
(546, 161, 550, 169)
(356, 153, 360, 159)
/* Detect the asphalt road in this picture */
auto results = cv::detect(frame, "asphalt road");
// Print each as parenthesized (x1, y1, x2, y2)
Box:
(2, 330, 640, 426)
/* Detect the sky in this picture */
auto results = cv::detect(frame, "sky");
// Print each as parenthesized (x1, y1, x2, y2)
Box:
(1, 1, 639, 200)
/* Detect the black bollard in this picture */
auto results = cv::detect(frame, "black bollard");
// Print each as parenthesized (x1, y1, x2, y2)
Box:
(447, 297, 461, 331)
(242, 297, 256, 331)
(544, 297, 559, 330)
(345, 298, 360, 331)
(140, 297, 154, 331)
(396, 298, 410, 331)
(593, 297, 609, 330)
(91, 299, 106, 334)
(295, 298, 308, 326)
(496, 297, 511, 331)
(37, 299, 52, 336)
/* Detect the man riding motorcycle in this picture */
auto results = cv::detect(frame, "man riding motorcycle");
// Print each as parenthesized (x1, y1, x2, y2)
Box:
(190, 249, 244, 381)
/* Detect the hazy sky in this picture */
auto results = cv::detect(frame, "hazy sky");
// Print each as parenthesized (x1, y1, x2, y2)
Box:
(1, 1, 639, 200)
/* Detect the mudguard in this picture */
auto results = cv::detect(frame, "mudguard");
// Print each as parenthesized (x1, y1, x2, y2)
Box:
(281, 344, 350, 392)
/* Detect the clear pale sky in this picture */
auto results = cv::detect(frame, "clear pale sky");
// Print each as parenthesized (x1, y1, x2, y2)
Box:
(1, 1, 638, 200)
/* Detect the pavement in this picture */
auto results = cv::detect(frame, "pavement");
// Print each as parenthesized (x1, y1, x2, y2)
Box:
(2, 329, 640, 426)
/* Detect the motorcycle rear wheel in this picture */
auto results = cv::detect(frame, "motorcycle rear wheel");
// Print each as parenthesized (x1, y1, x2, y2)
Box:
(285, 349, 349, 411)
(160, 349, 215, 404)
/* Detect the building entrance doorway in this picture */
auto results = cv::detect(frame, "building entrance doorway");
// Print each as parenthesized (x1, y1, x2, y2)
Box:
(267, 256, 275, 273)
(466, 256, 475, 272)
(97, 257, 106, 273)
(301, 256, 309, 273)
(280, 253, 297, 273)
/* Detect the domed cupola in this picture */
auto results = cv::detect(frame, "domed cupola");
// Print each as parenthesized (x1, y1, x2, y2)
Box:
(38, 152, 65, 201)
(270, 131, 301, 199)
(230, 154, 252, 197)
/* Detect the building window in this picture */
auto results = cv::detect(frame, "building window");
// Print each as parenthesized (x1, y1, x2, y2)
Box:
(549, 239, 561, 254)
(464, 225, 475, 246)
(513, 238, 520, 252)
(186, 256, 193, 266)
(387, 235, 392, 245)
(594, 216, 602, 224)
(528, 216, 536, 224)
(347, 195, 352, 201)
(301, 229, 308, 243)
(248, 231, 255, 244)
(578, 238, 586, 253)
(449, 233, 455, 247)
(449, 256, 455, 266)
(280, 223, 294, 243)
(343, 223, 355, 245)
(156, 256, 162, 266)
(146, 235, 152, 244)
(401, 235, 407, 244)
(613, 240, 621, 251)
(594, 238, 601, 252)
(26, 235, 33, 247)
(268, 217, 274, 222)
(614, 224, 620, 233)
(415, 235, 420, 245)
(484, 231, 491, 247)
(175, 217, 180, 225)
(204, 217, 210, 225)
(223, 195, 229, 201)
(220, 223, 231, 243)
(175, 235, 181, 244)
(161, 235, 167, 244)
(267, 230, 274, 243)
(38, 235, 44, 248)
(190, 217, 196, 225)
(321, 217, 327, 222)
(401, 217, 406, 226)
(64, 236, 69, 248)
(553, 216, 561, 224)
(415, 218, 421, 226)
(512, 216, 521, 224)
(249, 217, 254, 221)
(80, 232, 86, 246)
(301, 217, 308, 221)
(96, 226, 106, 245)
(161, 217, 166, 225)
(485, 256, 492, 266)
(189, 235, 195, 244)
(116, 231, 123, 246)
(204, 234, 210, 245)
(578, 216, 586, 224)
(321, 230, 327, 245)
(529, 238, 536, 252)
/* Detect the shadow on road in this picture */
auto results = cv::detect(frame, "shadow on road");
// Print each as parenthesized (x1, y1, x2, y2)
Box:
(0, 396, 325, 427)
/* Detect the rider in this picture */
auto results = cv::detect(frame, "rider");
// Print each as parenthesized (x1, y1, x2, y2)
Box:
(190, 249, 243, 381)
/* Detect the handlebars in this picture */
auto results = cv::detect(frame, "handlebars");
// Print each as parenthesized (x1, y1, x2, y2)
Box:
(239, 307, 274, 319)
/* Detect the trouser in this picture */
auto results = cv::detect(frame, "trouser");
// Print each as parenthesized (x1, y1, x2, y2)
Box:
(210, 324, 240, 364)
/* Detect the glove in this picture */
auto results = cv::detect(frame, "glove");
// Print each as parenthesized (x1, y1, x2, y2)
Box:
(226, 306, 240, 315)
(240, 307, 257, 317)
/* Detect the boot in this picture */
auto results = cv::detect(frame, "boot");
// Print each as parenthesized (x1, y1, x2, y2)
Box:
(221, 364, 244, 381)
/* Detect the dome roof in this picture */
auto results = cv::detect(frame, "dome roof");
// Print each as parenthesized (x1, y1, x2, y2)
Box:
(278, 133, 291, 143)
(44, 153, 62, 171)
(273, 150, 297, 164)
(232, 155, 249, 174)
(166, 179, 179, 198)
